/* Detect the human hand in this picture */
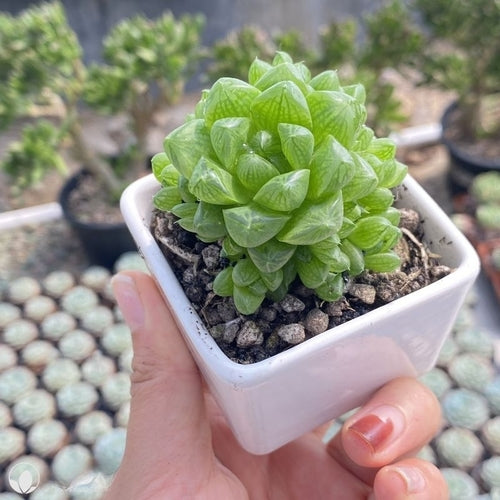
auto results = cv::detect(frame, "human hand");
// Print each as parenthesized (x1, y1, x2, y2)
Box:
(105, 270, 447, 500)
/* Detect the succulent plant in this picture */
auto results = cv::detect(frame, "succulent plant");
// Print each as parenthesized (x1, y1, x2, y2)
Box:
(2, 319, 38, 351)
(476, 204, 500, 233)
(80, 306, 115, 336)
(152, 51, 407, 314)
(101, 323, 132, 357)
(0, 345, 17, 373)
(75, 411, 113, 446)
(29, 481, 68, 500)
(42, 358, 81, 393)
(115, 400, 130, 428)
(118, 348, 133, 374)
(481, 416, 500, 455)
(455, 328, 494, 359)
(93, 427, 127, 475)
(0, 427, 25, 464)
(56, 381, 99, 417)
(416, 444, 436, 465)
(472, 171, 500, 205)
(441, 388, 490, 430)
(42, 271, 76, 298)
(60, 286, 99, 319)
(485, 376, 500, 416)
(114, 251, 149, 274)
(0, 302, 21, 328)
(448, 353, 495, 392)
(440, 468, 479, 499)
(436, 336, 459, 367)
(6, 454, 50, 487)
(81, 351, 116, 388)
(20, 340, 59, 374)
(58, 329, 96, 363)
(435, 427, 484, 470)
(67, 470, 110, 500)
(451, 307, 475, 333)
(27, 418, 68, 457)
(492, 247, 500, 271)
(101, 372, 131, 411)
(0, 366, 37, 405)
(23, 295, 57, 322)
(12, 389, 56, 429)
(79, 266, 111, 292)
(0, 494, 23, 500)
(0, 401, 12, 427)
(41, 311, 77, 341)
(480, 456, 500, 490)
(51, 444, 93, 487)
(7, 277, 41, 304)
(418, 367, 452, 399)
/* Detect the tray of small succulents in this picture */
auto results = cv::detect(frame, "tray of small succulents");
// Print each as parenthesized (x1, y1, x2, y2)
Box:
(0, 252, 148, 499)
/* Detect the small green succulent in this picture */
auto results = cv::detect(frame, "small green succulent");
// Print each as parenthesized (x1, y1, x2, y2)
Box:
(152, 52, 407, 314)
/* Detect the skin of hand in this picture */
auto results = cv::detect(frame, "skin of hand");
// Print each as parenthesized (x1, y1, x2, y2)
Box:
(105, 270, 448, 500)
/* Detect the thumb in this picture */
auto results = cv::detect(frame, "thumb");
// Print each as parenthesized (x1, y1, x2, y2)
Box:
(110, 271, 212, 481)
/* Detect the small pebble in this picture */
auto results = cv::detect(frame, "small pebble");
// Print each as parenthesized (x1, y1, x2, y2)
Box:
(276, 323, 306, 345)
(304, 308, 329, 335)
(279, 295, 305, 313)
(347, 283, 376, 304)
(236, 321, 264, 347)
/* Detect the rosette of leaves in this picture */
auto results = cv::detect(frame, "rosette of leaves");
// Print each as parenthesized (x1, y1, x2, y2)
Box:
(152, 51, 407, 315)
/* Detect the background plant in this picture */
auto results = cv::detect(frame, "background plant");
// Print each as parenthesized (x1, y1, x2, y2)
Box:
(413, 0, 500, 141)
(152, 51, 407, 315)
(0, 1, 205, 199)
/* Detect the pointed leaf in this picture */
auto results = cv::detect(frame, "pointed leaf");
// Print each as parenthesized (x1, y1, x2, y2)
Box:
(278, 191, 343, 245)
(232, 259, 260, 287)
(311, 238, 350, 272)
(367, 138, 396, 161)
(151, 152, 170, 182)
(307, 135, 355, 199)
(377, 159, 408, 188)
(359, 187, 394, 212)
(295, 250, 329, 289)
(251, 81, 312, 133)
(213, 267, 234, 297)
(233, 285, 265, 315)
(221, 236, 244, 259)
(343, 83, 366, 105)
(354, 126, 375, 151)
(170, 202, 198, 219)
(347, 216, 392, 250)
(247, 238, 296, 273)
(235, 152, 280, 192)
(253, 169, 310, 212)
(204, 77, 261, 127)
(248, 57, 272, 85)
(278, 123, 314, 170)
(364, 252, 400, 272)
(273, 51, 293, 65)
(342, 153, 378, 202)
(164, 119, 214, 178)
(315, 272, 345, 301)
(223, 204, 290, 248)
(340, 240, 364, 275)
(155, 164, 179, 187)
(307, 90, 364, 147)
(210, 117, 250, 173)
(259, 269, 284, 291)
(189, 157, 249, 205)
(254, 63, 309, 94)
(153, 186, 182, 211)
(309, 70, 341, 91)
(193, 201, 226, 241)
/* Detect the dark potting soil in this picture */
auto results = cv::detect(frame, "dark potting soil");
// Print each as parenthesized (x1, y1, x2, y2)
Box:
(151, 208, 452, 364)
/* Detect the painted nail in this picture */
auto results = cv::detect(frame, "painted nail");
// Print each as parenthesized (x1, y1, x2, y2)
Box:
(392, 465, 426, 494)
(111, 274, 145, 330)
(347, 405, 406, 453)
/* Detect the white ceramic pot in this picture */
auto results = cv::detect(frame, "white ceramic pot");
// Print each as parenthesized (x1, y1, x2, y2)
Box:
(120, 173, 479, 455)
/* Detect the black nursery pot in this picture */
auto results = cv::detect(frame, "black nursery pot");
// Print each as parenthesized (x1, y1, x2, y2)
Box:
(59, 170, 137, 269)
(442, 101, 500, 194)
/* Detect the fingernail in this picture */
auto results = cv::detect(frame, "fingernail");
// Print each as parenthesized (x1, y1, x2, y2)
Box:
(111, 274, 145, 330)
(347, 405, 406, 453)
(392, 466, 426, 494)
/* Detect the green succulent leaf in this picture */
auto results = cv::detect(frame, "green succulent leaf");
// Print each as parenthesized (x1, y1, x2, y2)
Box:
(342, 153, 378, 202)
(251, 81, 312, 132)
(359, 187, 394, 212)
(338, 217, 356, 239)
(235, 152, 280, 192)
(377, 159, 408, 188)
(278, 123, 314, 171)
(379, 207, 401, 226)
(247, 238, 296, 273)
(254, 62, 309, 94)
(164, 119, 213, 178)
(193, 202, 226, 241)
(223, 204, 290, 248)
(273, 51, 293, 65)
(233, 285, 265, 315)
(170, 202, 198, 219)
(155, 164, 180, 187)
(315, 273, 345, 302)
(213, 267, 234, 297)
(221, 237, 244, 259)
(249, 130, 282, 157)
(278, 191, 343, 245)
(189, 157, 249, 205)
(342, 83, 366, 105)
(309, 70, 341, 91)
(259, 269, 284, 291)
(210, 117, 250, 173)
(307, 90, 364, 147)
(367, 138, 396, 160)
(295, 248, 330, 289)
(364, 252, 400, 272)
(307, 135, 355, 199)
(232, 259, 260, 287)
(153, 186, 182, 211)
(178, 176, 197, 203)
(340, 240, 365, 275)
(248, 57, 272, 86)
(354, 126, 375, 151)
(347, 215, 394, 250)
(204, 77, 261, 127)
(151, 152, 170, 182)
(253, 169, 310, 212)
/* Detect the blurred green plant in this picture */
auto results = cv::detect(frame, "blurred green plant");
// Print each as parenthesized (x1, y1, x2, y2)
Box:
(471, 172, 500, 235)
(0, 1, 205, 200)
(152, 51, 407, 314)
(413, 0, 500, 141)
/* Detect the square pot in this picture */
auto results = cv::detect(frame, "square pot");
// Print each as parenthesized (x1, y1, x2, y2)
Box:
(120, 173, 479, 455)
